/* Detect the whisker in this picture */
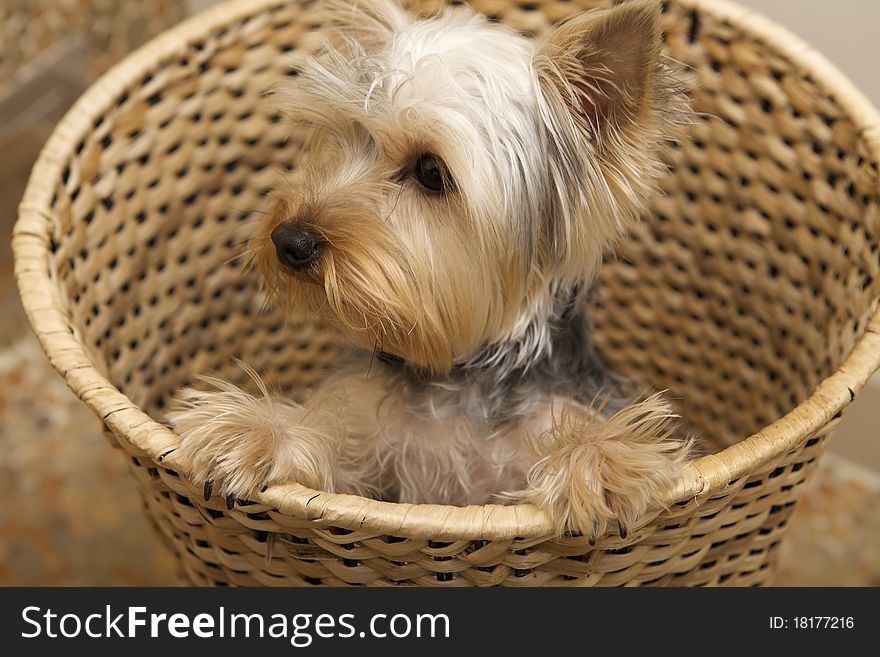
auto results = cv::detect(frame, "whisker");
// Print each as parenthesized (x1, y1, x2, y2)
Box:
(226, 205, 271, 216)
(258, 295, 274, 315)
(365, 339, 379, 380)
(227, 237, 256, 247)
(222, 251, 250, 267)
(229, 219, 266, 230)
(239, 251, 258, 273)
(383, 184, 405, 223)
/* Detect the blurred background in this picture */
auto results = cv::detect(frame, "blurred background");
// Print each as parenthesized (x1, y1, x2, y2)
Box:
(0, 0, 878, 585)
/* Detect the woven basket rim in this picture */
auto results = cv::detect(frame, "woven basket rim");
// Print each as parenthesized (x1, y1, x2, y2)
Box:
(13, 0, 880, 540)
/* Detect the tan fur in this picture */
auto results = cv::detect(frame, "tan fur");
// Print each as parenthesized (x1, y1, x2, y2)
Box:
(169, 361, 529, 504)
(168, 367, 343, 495)
(501, 394, 692, 538)
(170, 0, 694, 538)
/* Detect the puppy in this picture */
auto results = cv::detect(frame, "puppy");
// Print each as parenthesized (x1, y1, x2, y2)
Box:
(168, 0, 693, 540)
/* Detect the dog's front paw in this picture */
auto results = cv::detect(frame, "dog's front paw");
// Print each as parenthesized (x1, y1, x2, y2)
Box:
(510, 395, 692, 541)
(167, 379, 337, 505)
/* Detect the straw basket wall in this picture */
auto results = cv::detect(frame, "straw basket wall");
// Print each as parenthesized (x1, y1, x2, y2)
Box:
(13, 0, 880, 586)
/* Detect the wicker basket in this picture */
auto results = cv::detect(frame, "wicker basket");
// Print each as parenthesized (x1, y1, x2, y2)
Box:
(13, 0, 880, 586)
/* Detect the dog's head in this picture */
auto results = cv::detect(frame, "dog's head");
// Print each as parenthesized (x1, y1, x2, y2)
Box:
(254, 0, 687, 372)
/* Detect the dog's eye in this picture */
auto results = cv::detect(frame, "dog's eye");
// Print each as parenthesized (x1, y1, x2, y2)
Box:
(413, 154, 447, 193)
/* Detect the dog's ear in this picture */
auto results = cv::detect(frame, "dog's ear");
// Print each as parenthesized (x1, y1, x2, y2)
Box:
(316, 0, 409, 46)
(535, 1, 689, 284)
(536, 1, 663, 139)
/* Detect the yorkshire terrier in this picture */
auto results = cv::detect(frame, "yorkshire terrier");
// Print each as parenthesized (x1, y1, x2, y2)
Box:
(168, 0, 694, 540)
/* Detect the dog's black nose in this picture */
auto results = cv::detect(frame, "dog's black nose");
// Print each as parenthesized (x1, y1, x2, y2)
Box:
(271, 222, 319, 269)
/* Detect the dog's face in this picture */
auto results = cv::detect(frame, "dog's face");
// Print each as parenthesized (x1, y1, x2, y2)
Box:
(254, 0, 685, 372)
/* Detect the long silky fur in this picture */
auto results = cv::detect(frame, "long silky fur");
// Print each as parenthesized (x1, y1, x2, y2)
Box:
(171, 0, 696, 538)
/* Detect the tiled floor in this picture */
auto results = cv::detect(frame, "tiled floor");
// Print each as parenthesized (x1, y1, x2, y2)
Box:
(0, 336, 178, 585)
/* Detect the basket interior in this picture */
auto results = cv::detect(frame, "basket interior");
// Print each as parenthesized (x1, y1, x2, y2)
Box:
(42, 0, 880, 455)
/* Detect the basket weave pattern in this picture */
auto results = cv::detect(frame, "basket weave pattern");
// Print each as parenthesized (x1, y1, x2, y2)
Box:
(13, 0, 880, 586)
